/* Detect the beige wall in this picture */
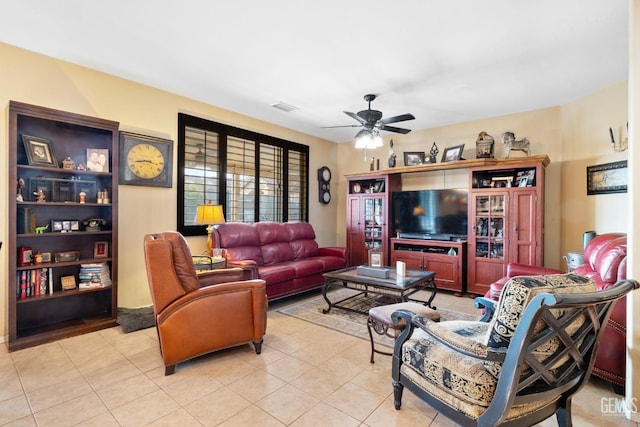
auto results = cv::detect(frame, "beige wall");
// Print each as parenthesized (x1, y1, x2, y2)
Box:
(0, 43, 340, 338)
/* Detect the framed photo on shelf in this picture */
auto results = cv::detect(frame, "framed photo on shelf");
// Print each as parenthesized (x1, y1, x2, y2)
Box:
(441, 144, 465, 162)
(369, 249, 383, 268)
(403, 151, 425, 166)
(94, 241, 109, 258)
(51, 219, 80, 232)
(586, 160, 627, 195)
(86, 148, 110, 172)
(22, 134, 57, 167)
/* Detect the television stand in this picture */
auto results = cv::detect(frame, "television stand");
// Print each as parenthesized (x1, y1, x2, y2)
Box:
(390, 238, 467, 294)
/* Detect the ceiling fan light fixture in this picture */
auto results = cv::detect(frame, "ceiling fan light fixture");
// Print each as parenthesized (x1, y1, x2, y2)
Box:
(355, 129, 383, 149)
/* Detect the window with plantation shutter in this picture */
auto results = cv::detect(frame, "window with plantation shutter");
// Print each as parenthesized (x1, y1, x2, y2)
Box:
(177, 113, 308, 236)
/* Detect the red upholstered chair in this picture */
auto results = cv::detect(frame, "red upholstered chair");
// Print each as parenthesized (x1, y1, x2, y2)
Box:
(143, 231, 268, 375)
(483, 233, 628, 393)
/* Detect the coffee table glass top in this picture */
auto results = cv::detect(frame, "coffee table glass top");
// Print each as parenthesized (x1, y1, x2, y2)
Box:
(323, 266, 434, 289)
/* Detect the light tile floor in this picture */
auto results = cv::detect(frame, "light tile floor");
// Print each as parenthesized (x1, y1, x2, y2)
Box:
(0, 291, 637, 426)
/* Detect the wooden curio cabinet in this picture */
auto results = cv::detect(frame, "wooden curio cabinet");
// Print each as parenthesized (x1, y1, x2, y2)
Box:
(467, 156, 549, 295)
(346, 174, 401, 266)
(7, 101, 119, 351)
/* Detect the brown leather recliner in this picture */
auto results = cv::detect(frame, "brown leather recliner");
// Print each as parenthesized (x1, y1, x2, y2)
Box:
(484, 233, 628, 393)
(143, 232, 268, 375)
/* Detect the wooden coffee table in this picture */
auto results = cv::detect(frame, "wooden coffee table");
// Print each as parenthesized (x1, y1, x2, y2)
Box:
(321, 266, 436, 314)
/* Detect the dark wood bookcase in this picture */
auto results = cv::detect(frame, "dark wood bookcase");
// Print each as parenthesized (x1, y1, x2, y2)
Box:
(7, 101, 119, 351)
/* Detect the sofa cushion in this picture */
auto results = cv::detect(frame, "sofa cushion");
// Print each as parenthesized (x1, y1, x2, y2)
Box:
(286, 221, 320, 260)
(217, 222, 264, 265)
(285, 222, 316, 240)
(290, 239, 320, 260)
(282, 259, 324, 278)
(257, 264, 296, 286)
(255, 222, 289, 245)
(314, 255, 347, 271)
(218, 222, 260, 247)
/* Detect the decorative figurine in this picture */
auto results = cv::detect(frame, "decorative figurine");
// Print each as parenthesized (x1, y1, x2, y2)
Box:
(388, 139, 397, 168)
(16, 177, 25, 202)
(35, 224, 49, 234)
(62, 156, 75, 169)
(475, 131, 495, 158)
(34, 189, 46, 203)
(502, 131, 531, 158)
(429, 142, 439, 163)
(79, 191, 87, 204)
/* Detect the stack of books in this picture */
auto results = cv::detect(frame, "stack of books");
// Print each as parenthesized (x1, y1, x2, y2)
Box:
(17, 268, 51, 298)
(79, 262, 112, 290)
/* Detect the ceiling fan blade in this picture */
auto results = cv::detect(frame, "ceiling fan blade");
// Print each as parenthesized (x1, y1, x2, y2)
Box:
(381, 113, 415, 125)
(344, 111, 366, 124)
(321, 124, 362, 129)
(354, 128, 369, 139)
(380, 125, 412, 134)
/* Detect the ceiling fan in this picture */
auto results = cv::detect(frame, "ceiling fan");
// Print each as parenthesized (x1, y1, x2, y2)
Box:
(325, 94, 415, 140)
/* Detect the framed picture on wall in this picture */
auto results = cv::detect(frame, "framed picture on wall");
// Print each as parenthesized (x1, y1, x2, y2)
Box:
(586, 160, 627, 195)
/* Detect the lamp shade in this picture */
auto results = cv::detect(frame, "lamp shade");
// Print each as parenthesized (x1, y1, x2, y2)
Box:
(194, 202, 225, 226)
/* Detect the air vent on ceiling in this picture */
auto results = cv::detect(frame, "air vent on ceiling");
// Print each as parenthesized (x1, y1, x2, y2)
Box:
(272, 102, 299, 112)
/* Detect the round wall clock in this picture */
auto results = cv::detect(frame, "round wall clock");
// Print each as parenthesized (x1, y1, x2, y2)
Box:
(119, 131, 173, 187)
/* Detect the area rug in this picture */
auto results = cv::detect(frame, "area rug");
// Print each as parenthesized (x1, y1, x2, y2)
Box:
(277, 288, 479, 348)
(117, 306, 155, 333)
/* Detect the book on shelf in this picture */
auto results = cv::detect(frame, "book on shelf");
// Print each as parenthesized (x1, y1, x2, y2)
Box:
(18, 207, 36, 234)
(17, 268, 50, 299)
(79, 262, 112, 290)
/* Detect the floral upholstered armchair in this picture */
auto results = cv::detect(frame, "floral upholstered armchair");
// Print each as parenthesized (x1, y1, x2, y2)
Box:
(391, 273, 638, 427)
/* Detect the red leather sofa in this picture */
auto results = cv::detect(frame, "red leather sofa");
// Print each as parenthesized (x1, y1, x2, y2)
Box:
(484, 233, 629, 392)
(216, 221, 348, 301)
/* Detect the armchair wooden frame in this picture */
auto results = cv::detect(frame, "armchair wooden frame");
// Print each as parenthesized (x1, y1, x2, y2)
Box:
(391, 279, 639, 427)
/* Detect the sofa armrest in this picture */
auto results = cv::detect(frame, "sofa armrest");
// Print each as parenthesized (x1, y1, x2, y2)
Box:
(319, 247, 348, 262)
(506, 263, 564, 278)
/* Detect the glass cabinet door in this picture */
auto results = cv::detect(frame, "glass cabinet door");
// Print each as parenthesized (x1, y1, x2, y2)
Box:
(473, 194, 506, 259)
(363, 196, 383, 251)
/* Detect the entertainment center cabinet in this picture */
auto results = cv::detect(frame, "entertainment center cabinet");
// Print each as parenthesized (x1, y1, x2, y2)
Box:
(345, 154, 549, 296)
(390, 238, 467, 294)
(346, 174, 401, 266)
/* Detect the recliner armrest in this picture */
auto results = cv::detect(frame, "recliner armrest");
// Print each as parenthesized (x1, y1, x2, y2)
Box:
(197, 267, 245, 287)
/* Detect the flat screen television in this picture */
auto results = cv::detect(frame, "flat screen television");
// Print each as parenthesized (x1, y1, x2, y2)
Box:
(391, 189, 468, 241)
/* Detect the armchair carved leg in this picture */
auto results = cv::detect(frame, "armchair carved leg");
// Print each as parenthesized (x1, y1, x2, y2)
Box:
(393, 380, 404, 410)
(254, 339, 263, 354)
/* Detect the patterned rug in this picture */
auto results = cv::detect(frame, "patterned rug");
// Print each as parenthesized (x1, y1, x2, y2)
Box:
(277, 288, 479, 348)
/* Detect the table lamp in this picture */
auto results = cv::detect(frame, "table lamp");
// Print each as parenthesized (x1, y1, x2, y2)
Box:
(194, 201, 225, 256)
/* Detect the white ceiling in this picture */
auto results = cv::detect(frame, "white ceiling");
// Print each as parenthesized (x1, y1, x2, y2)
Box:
(0, 1, 629, 143)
